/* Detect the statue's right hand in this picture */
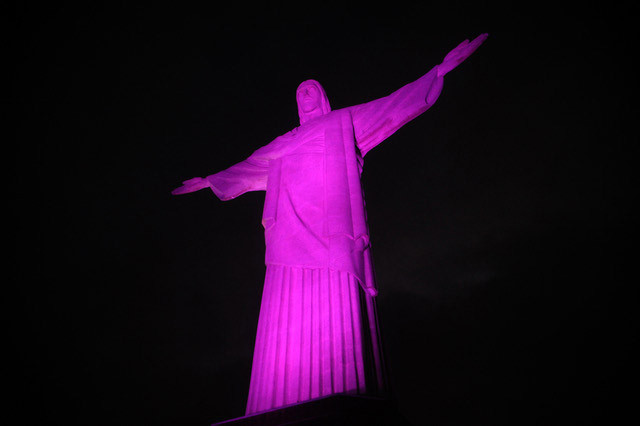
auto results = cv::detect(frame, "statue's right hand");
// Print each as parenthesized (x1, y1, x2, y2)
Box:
(171, 177, 210, 195)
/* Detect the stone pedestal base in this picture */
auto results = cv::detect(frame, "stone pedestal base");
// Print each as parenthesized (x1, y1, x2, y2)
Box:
(211, 395, 412, 425)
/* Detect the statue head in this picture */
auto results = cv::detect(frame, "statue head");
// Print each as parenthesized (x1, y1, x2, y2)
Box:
(296, 79, 331, 124)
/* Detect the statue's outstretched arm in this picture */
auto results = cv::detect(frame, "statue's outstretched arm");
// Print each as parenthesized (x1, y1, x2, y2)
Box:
(171, 125, 303, 200)
(171, 156, 269, 201)
(171, 129, 300, 200)
(351, 33, 488, 157)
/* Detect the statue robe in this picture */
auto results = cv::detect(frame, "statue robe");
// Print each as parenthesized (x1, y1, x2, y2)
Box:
(206, 66, 443, 414)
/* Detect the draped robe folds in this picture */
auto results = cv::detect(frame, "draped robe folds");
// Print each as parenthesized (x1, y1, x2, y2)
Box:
(206, 66, 443, 414)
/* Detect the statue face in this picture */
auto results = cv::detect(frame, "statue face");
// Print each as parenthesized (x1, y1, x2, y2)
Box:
(296, 79, 330, 124)
(297, 84, 322, 113)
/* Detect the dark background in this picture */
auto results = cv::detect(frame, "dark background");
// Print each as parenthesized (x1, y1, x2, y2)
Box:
(14, 2, 637, 425)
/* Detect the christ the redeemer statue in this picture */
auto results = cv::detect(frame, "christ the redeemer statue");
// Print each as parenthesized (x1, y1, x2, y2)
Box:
(172, 34, 487, 415)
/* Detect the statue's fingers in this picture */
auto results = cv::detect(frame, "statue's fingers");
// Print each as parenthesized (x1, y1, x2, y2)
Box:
(464, 33, 488, 55)
(470, 33, 488, 48)
(456, 38, 470, 48)
(444, 39, 469, 62)
(176, 182, 196, 193)
(182, 177, 201, 184)
(454, 39, 470, 53)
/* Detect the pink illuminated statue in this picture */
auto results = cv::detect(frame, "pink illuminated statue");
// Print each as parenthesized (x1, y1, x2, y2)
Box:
(173, 34, 487, 416)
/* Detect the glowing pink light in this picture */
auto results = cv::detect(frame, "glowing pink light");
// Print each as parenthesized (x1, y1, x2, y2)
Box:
(172, 33, 487, 415)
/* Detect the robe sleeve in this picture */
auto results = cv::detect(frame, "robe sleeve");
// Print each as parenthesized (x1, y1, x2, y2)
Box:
(205, 157, 269, 201)
(205, 129, 300, 201)
(350, 66, 443, 157)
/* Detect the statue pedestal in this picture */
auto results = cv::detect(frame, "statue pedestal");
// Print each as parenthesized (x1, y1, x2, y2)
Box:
(211, 394, 412, 425)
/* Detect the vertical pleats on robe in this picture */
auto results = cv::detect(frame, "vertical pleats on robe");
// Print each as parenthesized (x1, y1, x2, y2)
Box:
(245, 265, 385, 415)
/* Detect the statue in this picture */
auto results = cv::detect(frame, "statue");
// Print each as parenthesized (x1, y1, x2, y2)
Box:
(172, 33, 488, 416)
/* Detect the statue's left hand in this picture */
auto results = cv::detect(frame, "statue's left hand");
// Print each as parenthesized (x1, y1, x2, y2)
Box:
(171, 177, 210, 195)
(437, 33, 488, 77)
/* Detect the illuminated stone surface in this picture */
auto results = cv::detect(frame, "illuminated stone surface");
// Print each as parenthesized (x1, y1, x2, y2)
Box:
(173, 34, 487, 417)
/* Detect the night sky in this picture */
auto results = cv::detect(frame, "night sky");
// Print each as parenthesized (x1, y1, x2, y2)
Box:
(15, 3, 637, 425)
